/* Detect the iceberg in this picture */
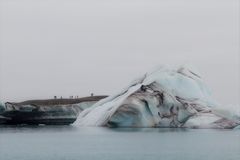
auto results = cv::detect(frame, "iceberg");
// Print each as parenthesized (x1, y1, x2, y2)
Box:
(75, 65, 239, 129)
(0, 101, 8, 124)
(0, 101, 5, 113)
(72, 66, 240, 128)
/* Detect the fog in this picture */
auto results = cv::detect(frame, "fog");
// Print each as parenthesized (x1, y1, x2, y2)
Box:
(0, 0, 239, 106)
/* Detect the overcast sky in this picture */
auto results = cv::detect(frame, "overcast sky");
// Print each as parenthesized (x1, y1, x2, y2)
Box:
(0, 0, 239, 106)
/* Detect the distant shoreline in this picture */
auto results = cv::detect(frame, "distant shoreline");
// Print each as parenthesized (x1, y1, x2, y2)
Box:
(8, 95, 108, 106)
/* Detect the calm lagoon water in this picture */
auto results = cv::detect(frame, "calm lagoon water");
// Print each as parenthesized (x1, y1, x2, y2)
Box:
(0, 126, 240, 160)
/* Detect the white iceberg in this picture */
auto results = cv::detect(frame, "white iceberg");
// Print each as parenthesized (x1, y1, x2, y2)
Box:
(75, 65, 240, 129)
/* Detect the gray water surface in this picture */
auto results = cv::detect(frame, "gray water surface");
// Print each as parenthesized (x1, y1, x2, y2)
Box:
(0, 126, 240, 160)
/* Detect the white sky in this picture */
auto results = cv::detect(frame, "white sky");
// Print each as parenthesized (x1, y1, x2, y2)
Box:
(0, 0, 239, 106)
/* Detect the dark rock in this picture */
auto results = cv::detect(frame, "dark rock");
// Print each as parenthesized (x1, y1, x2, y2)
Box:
(0, 115, 9, 124)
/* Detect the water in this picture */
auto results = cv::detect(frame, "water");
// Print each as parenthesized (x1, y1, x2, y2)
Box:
(0, 126, 240, 160)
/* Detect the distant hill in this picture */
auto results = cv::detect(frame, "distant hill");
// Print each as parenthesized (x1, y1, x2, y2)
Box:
(10, 95, 108, 106)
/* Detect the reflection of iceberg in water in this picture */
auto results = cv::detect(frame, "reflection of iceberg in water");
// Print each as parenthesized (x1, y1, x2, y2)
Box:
(75, 65, 240, 129)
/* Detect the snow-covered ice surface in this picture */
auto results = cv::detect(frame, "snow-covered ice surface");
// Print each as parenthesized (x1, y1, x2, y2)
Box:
(75, 65, 240, 129)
